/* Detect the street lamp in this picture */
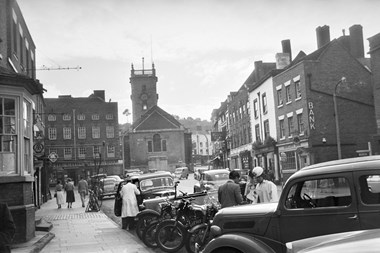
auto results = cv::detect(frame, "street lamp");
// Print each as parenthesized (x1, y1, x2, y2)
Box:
(333, 77, 346, 160)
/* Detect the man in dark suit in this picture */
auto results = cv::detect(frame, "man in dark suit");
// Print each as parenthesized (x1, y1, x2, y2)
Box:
(218, 170, 244, 208)
(0, 202, 16, 253)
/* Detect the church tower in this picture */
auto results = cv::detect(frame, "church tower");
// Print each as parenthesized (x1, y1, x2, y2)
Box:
(130, 60, 158, 123)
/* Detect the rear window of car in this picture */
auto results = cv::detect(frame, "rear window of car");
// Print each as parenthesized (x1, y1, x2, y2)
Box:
(140, 177, 174, 191)
(285, 176, 352, 209)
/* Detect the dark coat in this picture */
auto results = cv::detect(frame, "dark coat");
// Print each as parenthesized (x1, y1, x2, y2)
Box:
(218, 180, 244, 208)
(0, 203, 16, 253)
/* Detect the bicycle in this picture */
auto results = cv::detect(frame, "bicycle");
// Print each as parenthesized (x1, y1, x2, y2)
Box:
(85, 189, 100, 212)
(92, 184, 103, 208)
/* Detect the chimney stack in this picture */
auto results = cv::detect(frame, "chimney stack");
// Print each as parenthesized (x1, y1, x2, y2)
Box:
(349, 24, 364, 59)
(281, 39, 292, 61)
(93, 90, 105, 101)
(316, 25, 331, 48)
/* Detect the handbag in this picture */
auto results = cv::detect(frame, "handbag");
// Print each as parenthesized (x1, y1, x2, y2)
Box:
(54, 192, 57, 198)
(114, 194, 122, 217)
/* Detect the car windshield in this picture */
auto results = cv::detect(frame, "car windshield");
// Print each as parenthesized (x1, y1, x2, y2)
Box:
(140, 176, 174, 191)
(205, 173, 229, 181)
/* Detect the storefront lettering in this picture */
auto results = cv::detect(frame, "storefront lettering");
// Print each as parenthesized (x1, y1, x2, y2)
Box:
(308, 102, 315, 130)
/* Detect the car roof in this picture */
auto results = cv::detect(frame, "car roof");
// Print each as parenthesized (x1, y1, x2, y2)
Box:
(130, 171, 173, 180)
(289, 155, 380, 181)
(202, 169, 229, 175)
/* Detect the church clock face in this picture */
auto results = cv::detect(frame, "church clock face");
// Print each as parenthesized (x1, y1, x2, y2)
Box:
(141, 93, 148, 101)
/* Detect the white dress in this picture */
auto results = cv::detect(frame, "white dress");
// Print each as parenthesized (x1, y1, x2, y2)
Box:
(120, 182, 140, 218)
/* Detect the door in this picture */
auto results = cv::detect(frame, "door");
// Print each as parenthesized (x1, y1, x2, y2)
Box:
(354, 170, 380, 229)
(279, 172, 360, 243)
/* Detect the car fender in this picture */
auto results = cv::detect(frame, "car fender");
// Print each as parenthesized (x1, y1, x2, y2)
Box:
(188, 223, 208, 234)
(201, 233, 275, 253)
(136, 209, 160, 219)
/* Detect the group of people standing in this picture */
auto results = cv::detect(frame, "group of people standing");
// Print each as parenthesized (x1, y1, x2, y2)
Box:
(218, 166, 278, 208)
(55, 177, 89, 209)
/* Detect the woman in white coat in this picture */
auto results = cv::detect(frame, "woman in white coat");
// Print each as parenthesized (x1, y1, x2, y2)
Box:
(120, 179, 141, 230)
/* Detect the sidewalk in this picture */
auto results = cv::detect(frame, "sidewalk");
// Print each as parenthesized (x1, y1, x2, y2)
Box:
(12, 188, 155, 253)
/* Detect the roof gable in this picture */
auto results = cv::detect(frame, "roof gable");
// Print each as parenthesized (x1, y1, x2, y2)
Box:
(132, 105, 183, 131)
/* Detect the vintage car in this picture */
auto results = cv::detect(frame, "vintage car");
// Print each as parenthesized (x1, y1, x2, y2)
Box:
(99, 176, 123, 199)
(194, 169, 229, 193)
(201, 156, 380, 253)
(286, 228, 380, 253)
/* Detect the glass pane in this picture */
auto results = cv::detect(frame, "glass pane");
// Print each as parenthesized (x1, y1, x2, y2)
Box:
(2, 135, 16, 152)
(4, 98, 15, 115)
(4, 117, 16, 134)
(0, 153, 17, 175)
(0, 117, 2, 133)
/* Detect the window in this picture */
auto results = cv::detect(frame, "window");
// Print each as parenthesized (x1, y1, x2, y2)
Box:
(107, 145, 115, 158)
(288, 116, 294, 136)
(48, 128, 57, 140)
(92, 126, 100, 139)
(148, 141, 153, 152)
(0, 97, 17, 175)
(286, 85, 291, 103)
(63, 114, 71, 121)
(255, 124, 260, 142)
(106, 114, 113, 120)
(78, 127, 86, 139)
(277, 89, 283, 106)
(106, 126, 114, 138)
(279, 119, 285, 139)
(262, 93, 267, 114)
(264, 120, 270, 139)
(360, 175, 380, 205)
(93, 146, 100, 157)
(48, 114, 56, 121)
(63, 127, 71, 139)
(64, 148, 72, 160)
(19, 27, 23, 65)
(162, 139, 167, 152)
(77, 114, 85, 120)
(91, 114, 99, 120)
(253, 99, 258, 118)
(297, 113, 305, 135)
(78, 147, 86, 159)
(295, 81, 301, 99)
(285, 177, 351, 209)
(153, 134, 161, 152)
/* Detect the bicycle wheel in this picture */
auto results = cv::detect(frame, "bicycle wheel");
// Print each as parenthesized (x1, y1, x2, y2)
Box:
(185, 226, 209, 253)
(155, 219, 187, 253)
(136, 213, 159, 240)
(142, 220, 159, 248)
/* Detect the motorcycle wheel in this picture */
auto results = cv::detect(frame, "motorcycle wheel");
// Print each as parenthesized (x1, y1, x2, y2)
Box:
(135, 214, 158, 240)
(142, 220, 159, 248)
(185, 226, 209, 253)
(155, 219, 187, 253)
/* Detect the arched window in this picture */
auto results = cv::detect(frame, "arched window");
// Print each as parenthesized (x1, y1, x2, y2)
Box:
(153, 134, 161, 152)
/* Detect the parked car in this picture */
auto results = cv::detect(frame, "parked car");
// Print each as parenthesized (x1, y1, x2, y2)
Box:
(201, 156, 380, 253)
(125, 169, 143, 177)
(194, 169, 229, 193)
(99, 176, 122, 199)
(194, 167, 209, 180)
(286, 228, 380, 253)
(174, 166, 189, 180)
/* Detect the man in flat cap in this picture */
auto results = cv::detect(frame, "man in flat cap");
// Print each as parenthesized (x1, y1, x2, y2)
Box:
(251, 166, 278, 203)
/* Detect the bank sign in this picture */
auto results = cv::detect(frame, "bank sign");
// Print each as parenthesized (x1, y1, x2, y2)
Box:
(308, 102, 315, 130)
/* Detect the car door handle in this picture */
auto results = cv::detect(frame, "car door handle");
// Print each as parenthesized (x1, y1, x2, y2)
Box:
(347, 214, 358, 220)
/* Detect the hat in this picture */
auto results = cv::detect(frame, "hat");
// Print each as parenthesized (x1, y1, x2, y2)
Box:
(252, 166, 264, 177)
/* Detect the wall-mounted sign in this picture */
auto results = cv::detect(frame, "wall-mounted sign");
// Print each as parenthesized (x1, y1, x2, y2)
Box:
(308, 102, 315, 130)
(48, 152, 58, 163)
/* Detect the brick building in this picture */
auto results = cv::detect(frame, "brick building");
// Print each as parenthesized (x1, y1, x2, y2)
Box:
(44, 91, 121, 185)
(0, 0, 45, 243)
(273, 25, 376, 181)
(128, 64, 192, 172)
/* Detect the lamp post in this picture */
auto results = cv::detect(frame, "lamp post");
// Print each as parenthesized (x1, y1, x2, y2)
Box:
(333, 77, 346, 160)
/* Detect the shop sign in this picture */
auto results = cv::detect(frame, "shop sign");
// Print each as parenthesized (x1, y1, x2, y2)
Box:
(48, 152, 58, 163)
(308, 102, 315, 130)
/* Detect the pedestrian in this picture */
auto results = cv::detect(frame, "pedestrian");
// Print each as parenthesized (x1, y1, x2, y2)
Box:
(0, 202, 16, 253)
(78, 176, 89, 207)
(244, 172, 257, 204)
(251, 166, 278, 203)
(218, 170, 244, 208)
(120, 178, 141, 230)
(55, 180, 65, 209)
(64, 178, 75, 208)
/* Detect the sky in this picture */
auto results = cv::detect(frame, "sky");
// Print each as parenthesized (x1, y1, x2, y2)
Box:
(17, 0, 380, 124)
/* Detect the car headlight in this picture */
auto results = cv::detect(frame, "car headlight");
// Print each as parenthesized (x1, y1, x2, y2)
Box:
(210, 225, 222, 237)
